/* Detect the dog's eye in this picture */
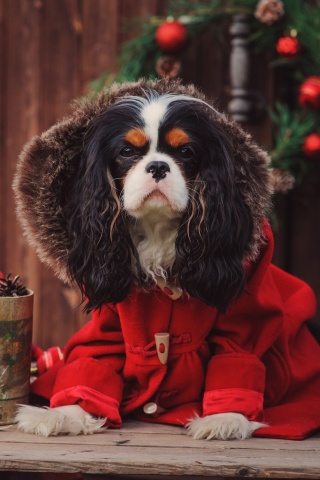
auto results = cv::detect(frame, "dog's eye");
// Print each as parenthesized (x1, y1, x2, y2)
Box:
(120, 146, 135, 158)
(178, 146, 195, 160)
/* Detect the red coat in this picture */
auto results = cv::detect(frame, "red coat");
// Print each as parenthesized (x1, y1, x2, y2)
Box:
(32, 223, 320, 440)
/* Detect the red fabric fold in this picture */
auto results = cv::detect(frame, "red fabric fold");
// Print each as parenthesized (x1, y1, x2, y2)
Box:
(203, 388, 264, 421)
(52, 357, 124, 410)
(51, 386, 122, 428)
(205, 353, 266, 392)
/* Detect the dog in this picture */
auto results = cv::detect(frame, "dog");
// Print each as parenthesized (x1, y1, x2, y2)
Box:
(13, 79, 320, 440)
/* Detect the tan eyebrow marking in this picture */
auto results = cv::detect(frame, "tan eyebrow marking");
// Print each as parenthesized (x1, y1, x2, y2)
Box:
(125, 128, 148, 147)
(165, 128, 190, 147)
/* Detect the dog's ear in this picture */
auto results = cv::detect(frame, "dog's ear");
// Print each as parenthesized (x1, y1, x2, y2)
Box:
(63, 133, 134, 311)
(175, 117, 272, 312)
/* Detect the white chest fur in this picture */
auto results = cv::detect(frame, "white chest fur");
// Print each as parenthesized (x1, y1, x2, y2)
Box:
(129, 210, 180, 282)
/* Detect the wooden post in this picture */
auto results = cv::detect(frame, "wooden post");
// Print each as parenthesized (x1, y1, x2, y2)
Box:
(228, 14, 252, 122)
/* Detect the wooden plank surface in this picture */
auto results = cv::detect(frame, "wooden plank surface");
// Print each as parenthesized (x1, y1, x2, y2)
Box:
(0, 420, 319, 478)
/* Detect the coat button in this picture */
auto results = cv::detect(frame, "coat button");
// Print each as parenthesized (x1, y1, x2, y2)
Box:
(155, 332, 170, 364)
(143, 402, 166, 416)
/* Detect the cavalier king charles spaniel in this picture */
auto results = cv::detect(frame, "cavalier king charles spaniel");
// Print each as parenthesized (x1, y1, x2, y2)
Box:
(13, 79, 320, 440)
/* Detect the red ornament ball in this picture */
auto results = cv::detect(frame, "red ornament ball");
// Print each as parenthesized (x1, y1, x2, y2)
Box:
(276, 36, 300, 57)
(155, 20, 187, 53)
(303, 133, 320, 160)
(299, 76, 320, 110)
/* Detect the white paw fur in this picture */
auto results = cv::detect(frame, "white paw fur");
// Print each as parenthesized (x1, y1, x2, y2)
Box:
(15, 404, 106, 437)
(186, 413, 267, 440)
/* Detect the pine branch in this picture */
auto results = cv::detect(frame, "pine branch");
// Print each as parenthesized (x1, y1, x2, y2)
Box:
(271, 103, 319, 180)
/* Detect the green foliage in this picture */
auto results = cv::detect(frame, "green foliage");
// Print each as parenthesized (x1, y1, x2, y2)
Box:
(166, 0, 239, 35)
(250, 0, 320, 77)
(271, 103, 318, 180)
(118, 23, 159, 81)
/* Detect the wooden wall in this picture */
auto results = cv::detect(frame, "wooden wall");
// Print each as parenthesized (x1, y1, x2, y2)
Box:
(0, 0, 319, 349)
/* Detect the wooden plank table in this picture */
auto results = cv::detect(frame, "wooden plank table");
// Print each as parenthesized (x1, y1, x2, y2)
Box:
(0, 419, 319, 479)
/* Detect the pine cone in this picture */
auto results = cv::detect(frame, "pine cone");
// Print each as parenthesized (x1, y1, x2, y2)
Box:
(255, 0, 284, 25)
(156, 56, 181, 79)
(0, 273, 28, 297)
(271, 168, 295, 194)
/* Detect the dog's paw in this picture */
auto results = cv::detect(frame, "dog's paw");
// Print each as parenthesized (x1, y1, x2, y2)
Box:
(186, 413, 267, 440)
(15, 404, 106, 437)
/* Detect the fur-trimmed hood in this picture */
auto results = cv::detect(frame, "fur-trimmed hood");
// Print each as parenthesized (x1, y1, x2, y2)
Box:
(13, 78, 272, 288)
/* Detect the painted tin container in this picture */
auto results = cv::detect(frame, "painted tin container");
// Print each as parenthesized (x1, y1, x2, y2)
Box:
(0, 290, 33, 424)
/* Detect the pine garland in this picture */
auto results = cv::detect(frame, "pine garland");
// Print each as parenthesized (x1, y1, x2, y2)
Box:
(271, 103, 318, 180)
(90, 0, 320, 192)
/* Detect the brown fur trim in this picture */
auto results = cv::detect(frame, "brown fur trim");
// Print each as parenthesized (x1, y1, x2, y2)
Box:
(13, 78, 272, 284)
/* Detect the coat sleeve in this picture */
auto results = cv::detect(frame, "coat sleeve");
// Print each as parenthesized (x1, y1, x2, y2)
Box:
(50, 304, 125, 427)
(203, 222, 285, 422)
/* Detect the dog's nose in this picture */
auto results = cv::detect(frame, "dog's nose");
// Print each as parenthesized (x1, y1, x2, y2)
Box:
(145, 161, 170, 182)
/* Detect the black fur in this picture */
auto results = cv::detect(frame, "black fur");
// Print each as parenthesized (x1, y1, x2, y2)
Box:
(64, 101, 145, 311)
(163, 101, 253, 311)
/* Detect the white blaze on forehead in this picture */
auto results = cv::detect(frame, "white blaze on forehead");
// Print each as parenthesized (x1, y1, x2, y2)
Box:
(141, 100, 168, 151)
(114, 92, 221, 151)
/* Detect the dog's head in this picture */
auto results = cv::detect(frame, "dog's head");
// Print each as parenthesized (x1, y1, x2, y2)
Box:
(14, 79, 272, 312)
